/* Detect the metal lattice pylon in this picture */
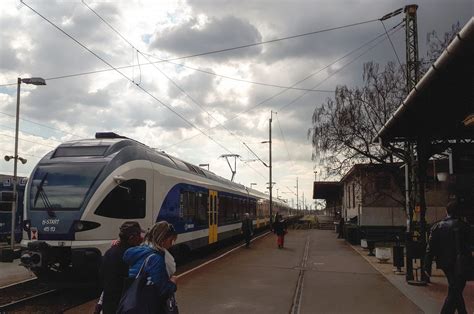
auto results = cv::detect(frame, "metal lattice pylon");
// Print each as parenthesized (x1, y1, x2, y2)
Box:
(405, 4, 420, 91)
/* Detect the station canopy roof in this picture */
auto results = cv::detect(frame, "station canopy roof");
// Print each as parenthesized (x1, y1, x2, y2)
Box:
(313, 181, 341, 200)
(377, 18, 474, 143)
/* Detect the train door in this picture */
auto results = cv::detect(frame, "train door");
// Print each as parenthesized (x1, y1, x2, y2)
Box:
(208, 190, 218, 244)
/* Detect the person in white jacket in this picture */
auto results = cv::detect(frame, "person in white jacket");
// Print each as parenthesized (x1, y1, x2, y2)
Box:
(163, 230, 179, 313)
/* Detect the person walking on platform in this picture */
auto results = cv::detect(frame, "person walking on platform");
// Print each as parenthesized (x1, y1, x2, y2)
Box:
(424, 200, 472, 314)
(337, 213, 345, 239)
(121, 221, 178, 313)
(241, 213, 253, 248)
(273, 214, 287, 249)
(99, 221, 144, 314)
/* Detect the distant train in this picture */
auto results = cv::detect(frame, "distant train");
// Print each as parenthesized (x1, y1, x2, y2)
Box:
(0, 175, 27, 243)
(20, 132, 292, 281)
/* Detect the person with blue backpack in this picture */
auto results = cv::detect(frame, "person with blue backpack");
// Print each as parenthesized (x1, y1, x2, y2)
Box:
(118, 221, 178, 314)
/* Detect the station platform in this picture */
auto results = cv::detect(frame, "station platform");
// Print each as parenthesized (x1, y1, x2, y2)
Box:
(175, 229, 422, 314)
(69, 228, 473, 313)
(0, 259, 36, 288)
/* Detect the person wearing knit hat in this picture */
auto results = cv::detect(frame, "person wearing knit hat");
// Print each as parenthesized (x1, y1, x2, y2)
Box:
(98, 221, 144, 314)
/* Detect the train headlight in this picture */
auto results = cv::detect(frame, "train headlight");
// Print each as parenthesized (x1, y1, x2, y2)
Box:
(22, 220, 31, 232)
(73, 220, 101, 232)
(75, 221, 84, 231)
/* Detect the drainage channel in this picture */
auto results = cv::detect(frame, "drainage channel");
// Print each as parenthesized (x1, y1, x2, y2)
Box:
(290, 235, 310, 314)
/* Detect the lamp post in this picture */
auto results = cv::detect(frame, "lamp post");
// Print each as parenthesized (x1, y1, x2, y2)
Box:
(250, 183, 257, 189)
(6, 77, 46, 249)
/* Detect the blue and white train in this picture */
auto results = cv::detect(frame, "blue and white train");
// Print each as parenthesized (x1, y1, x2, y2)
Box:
(20, 132, 291, 281)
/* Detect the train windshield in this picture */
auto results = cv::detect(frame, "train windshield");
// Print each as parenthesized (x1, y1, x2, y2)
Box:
(29, 163, 105, 211)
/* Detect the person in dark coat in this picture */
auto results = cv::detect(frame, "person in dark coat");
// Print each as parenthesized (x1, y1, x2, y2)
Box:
(424, 200, 472, 314)
(100, 221, 144, 314)
(273, 214, 287, 249)
(241, 213, 253, 248)
(337, 213, 345, 239)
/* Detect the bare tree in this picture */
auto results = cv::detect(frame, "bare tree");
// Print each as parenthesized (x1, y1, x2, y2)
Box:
(308, 23, 462, 179)
(308, 61, 406, 178)
(424, 22, 462, 71)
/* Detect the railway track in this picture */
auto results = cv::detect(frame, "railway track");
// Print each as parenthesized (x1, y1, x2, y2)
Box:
(0, 284, 100, 313)
(1, 231, 271, 312)
(0, 276, 100, 313)
(0, 289, 58, 312)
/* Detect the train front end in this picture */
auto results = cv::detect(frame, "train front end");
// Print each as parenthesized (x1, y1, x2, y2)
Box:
(18, 135, 139, 282)
(20, 153, 107, 281)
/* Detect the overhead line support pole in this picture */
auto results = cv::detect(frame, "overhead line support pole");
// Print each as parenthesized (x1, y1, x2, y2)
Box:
(269, 111, 273, 224)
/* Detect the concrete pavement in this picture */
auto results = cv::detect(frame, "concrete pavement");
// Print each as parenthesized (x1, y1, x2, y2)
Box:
(176, 229, 422, 313)
(0, 259, 35, 288)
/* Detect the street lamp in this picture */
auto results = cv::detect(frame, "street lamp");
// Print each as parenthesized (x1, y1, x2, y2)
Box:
(6, 77, 46, 249)
(250, 183, 257, 189)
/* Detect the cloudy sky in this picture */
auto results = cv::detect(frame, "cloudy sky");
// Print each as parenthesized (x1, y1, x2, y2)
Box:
(0, 0, 471, 209)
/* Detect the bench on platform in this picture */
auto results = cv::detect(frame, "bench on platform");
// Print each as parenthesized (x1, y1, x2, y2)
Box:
(359, 226, 406, 256)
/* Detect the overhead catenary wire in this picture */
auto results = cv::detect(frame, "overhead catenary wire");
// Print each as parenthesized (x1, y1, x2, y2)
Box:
(0, 132, 57, 149)
(0, 62, 333, 93)
(163, 22, 404, 150)
(380, 20, 404, 71)
(275, 113, 296, 169)
(82, 0, 269, 176)
(140, 51, 334, 93)
(21, 1, 269, 181)
(0, 123, 62, 143)
(278, 21, 404, 111)
(0, 111, 83, 139)
(20, 1, 235, 152)
(0, 8, 380, 90)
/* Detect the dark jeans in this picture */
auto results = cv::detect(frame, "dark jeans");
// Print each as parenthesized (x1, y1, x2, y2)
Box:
(441, 268, 467, 314)
(244, 233, 252, 247)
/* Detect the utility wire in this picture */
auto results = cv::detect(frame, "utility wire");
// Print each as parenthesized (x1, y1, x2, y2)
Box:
(82, 0, 268, 176)
(0, 9, 379, 90)
(140, 18, 381, 63)
(0, 111, 83, 139)
(380, 20, 404, 70)
(278, 22, 404, 111)
(275, 113, 295, 168)
(0, 132, 57, 148)
(242, 142, 268, 167)
(21, 0, 271, 181)
(21, 1, 229, 150)
(140, 51, 333, 93)
(163, 23, 403, 150)
(0, 123, 62, 143)
(0, 62, 333, 92)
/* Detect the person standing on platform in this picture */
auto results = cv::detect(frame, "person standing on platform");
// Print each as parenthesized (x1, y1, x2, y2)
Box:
(99, 221, 144, 314)
(273, 214, 287, 249)
(122, 221, 178, 313)
(424, 200, 472, 314)
(337, 213, 345, 239)
(241, 213, 253, 248)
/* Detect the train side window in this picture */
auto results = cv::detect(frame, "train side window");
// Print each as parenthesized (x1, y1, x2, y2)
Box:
(218, 195, 225, 223)
(250, 199, 257, 218)
(196, 192, 207, 226)
(95, 179, 146, 219)
(182, 191, 197, 222)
